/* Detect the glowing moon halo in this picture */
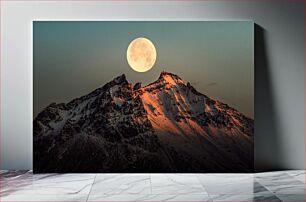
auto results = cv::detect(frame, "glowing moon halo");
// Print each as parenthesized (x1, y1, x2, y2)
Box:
(127, 37, 157, 72)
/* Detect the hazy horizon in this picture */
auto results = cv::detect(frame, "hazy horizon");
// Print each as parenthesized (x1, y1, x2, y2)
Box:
(34, 21, 254, 118)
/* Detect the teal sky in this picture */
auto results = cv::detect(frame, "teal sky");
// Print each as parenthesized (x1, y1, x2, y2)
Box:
(34, 21, 253, 118)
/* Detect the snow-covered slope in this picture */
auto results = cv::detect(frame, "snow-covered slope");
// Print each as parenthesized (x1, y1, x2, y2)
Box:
(34, 72, 254, 173)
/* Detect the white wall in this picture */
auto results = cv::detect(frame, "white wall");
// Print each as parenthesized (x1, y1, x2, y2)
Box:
(1, 0, 304, 170)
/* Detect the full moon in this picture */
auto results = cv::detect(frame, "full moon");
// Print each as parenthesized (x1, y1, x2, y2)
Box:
(127, 37, 157, 72)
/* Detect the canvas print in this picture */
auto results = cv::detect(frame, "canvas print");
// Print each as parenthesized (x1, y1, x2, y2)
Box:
(33, 21, 254, 173)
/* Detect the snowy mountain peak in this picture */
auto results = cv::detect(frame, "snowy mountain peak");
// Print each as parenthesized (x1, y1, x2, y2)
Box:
(99, 73, 130, 96)
(113, 74, 128, 85)
(158, 71, 185, 85)
(34, 71, 254, 173)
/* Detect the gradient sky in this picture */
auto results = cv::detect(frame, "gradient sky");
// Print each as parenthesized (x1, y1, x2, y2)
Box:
(34, 21, 253, 118)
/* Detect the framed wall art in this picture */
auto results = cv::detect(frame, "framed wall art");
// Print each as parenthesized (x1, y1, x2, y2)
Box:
(33, 21, 254, 173)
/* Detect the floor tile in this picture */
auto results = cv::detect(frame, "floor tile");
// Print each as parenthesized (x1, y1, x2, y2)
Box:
(253, 194, 282, 202)
(211, 194, 282, 202)
(286, 170, 306, 183)
(0, 170, 29, 177)
(1, 170, 306, 202)
(255, 171, 294, 180)
(197, 174, 254, 195)
(0, 170, 8, 175)
(0, 194, 88, 202)
(275, 194, 305, 202)
(143, 194, 211, 202)
(150, 174, 207, 195)
(88, 194, 211, 202)
(210, 194, 253, 201)
(256, 173, 305, 195)
(1, 173, 96, 196)
(253, 181, 275, 195)
(1, 171, 39, 196)
(90, 174, 151, 195)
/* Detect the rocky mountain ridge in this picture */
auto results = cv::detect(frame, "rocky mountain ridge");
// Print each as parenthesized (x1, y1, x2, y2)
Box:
(34, 71, 254, 173)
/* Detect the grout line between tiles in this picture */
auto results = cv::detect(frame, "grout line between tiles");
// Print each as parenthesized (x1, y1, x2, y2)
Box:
(86, 174, 97, 202)
(195, 175, 213, 201)
(255, 180, 282, 197)
(254, 180, 283, 202)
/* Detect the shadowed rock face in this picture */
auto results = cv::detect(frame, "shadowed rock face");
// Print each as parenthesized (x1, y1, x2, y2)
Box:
(33, 72, 254, 173)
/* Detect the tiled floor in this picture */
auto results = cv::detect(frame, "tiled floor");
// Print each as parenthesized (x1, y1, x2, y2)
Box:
(0, 170, 305, 202)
